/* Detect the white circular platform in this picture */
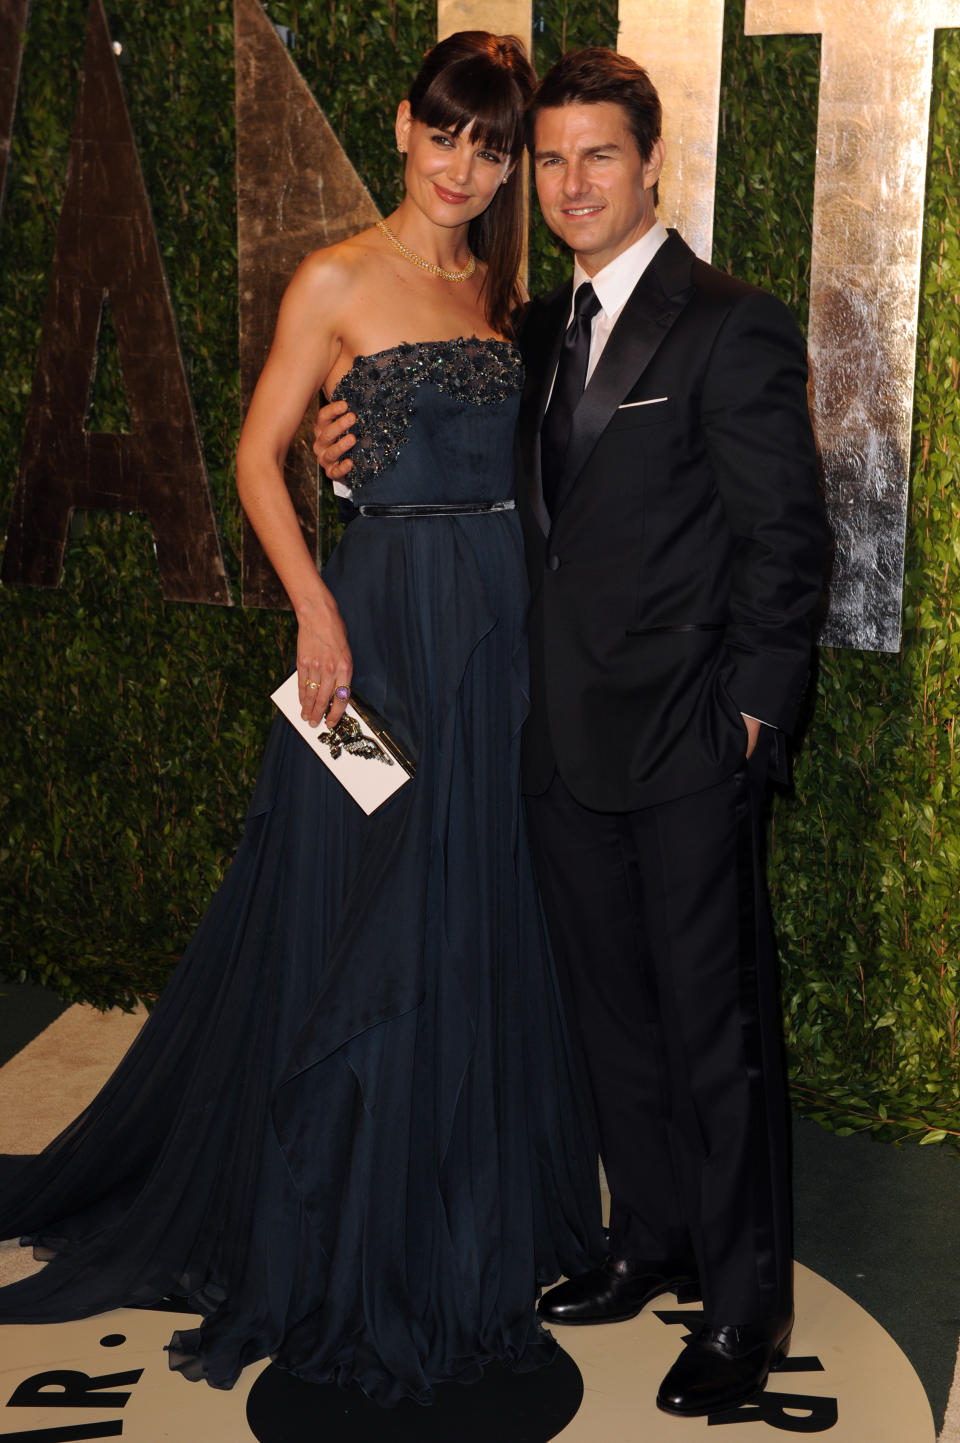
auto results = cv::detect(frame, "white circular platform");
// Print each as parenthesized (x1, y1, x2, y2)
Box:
(0, 1262, 935, 1440)
(1, 1007, 943, 1439)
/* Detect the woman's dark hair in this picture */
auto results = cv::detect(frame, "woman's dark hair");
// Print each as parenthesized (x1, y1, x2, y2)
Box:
(526, 48, 662, 204)
(407, 31, 535, 337)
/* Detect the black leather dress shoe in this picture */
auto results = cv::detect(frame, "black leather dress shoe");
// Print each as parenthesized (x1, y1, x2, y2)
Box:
(537, 1257, 701, 1325)
(656, 1314, 793, 1416)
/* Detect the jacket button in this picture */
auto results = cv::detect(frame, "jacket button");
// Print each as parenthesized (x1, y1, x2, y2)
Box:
(547, 553, 561, 571)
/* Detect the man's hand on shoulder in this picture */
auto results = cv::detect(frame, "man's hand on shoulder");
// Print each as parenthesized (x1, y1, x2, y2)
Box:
(314, 400, 356, 481)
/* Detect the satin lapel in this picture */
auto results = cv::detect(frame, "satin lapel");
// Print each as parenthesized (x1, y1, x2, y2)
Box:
(519, 284, 571, 536)
(552, 232, 695, 519)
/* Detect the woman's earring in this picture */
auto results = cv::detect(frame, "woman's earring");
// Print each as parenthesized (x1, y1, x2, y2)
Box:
(397, 144, 406, 155)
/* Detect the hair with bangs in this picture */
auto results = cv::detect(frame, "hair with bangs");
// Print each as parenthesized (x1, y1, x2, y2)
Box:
(408, 32, 535, 337)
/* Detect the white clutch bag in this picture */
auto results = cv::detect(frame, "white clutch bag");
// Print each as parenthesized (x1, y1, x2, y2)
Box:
(271, 672, 415, 815)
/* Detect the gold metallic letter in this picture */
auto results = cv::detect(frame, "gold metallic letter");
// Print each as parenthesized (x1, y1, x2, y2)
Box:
(2, 0, 231, 605)
(0, 0, 29, 222)
(746, 0, 960, 651)
(436, 0, 531, 50)
(618, 0, 725, 261)
(235, 0, 379, 608)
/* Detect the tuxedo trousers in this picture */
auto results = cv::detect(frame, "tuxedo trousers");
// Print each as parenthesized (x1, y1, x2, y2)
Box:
(524, 738, 792, 1324)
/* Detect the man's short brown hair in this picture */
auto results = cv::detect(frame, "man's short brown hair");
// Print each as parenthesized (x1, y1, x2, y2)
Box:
(527, 48, 663, 202)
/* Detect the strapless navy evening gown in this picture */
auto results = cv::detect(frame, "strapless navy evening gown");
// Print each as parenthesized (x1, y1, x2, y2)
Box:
(0, 339, 603, 1406)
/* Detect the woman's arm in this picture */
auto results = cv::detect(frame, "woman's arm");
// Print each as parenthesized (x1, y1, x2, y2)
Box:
(237, 252, 353, 727)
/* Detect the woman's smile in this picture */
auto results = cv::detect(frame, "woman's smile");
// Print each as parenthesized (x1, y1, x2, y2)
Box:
(433, 182, 471, 204)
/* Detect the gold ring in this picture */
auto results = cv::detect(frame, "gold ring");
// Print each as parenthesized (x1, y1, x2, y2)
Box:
(305, 680, 320, 691)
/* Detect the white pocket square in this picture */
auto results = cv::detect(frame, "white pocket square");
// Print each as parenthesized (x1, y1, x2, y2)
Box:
(618, 396, 669, 409)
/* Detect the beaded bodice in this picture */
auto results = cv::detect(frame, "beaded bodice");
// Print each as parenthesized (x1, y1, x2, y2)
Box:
(330, 338, 523, 496)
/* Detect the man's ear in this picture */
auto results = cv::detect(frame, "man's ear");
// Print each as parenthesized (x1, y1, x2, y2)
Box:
(395, 99, 412, 154)
(645, 136, 666, 191)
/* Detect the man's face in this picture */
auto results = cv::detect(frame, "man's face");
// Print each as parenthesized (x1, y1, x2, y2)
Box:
(532, 101, 665, 276)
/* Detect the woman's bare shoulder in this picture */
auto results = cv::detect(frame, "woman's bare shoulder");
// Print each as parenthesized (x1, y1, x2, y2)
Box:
(291, 228, 383, 304)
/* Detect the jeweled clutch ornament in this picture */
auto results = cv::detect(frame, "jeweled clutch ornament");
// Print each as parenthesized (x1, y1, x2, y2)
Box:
(319, 713, 393, 764)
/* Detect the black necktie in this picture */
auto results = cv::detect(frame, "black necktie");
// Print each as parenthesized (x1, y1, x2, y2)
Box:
(540, 281, 602, 513)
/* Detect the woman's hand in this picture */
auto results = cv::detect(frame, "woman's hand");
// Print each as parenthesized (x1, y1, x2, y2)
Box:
(297, 593, 353, 728)
(314, 399, 357, 481)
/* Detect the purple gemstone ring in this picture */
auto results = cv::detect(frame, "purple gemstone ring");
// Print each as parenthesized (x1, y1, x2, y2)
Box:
(334, 684, 351, 701)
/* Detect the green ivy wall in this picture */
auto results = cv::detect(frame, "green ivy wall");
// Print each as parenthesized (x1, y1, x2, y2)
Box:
(1, 2, 958, 1144)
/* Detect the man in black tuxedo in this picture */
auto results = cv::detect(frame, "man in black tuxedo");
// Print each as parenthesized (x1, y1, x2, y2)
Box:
(520, 49, 826, 1416)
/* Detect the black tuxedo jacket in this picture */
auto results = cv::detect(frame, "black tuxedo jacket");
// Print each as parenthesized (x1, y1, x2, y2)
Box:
(516, 229, 827, 811)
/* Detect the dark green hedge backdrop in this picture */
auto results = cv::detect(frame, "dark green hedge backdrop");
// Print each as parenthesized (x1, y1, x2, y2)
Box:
(1, 2, 958, 1146)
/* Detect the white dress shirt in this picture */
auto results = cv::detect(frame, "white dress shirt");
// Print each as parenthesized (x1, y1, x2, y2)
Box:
(571, 219, 669, 384)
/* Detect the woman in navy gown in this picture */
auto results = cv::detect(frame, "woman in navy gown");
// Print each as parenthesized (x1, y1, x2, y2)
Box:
(0, 31, 603, 1406)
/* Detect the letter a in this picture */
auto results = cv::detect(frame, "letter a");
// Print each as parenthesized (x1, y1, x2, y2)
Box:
(1, 0, 231, 604)
(0, 0, 30, 224)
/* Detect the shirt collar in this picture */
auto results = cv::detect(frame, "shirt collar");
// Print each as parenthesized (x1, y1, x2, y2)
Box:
(572, 219, 669, 318)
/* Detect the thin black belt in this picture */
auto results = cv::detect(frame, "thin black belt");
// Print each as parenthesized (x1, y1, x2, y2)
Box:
(357, 500, 515, 517)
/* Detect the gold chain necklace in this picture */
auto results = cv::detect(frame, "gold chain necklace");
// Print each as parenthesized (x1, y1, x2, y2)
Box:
(376, 219, 477, 282)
